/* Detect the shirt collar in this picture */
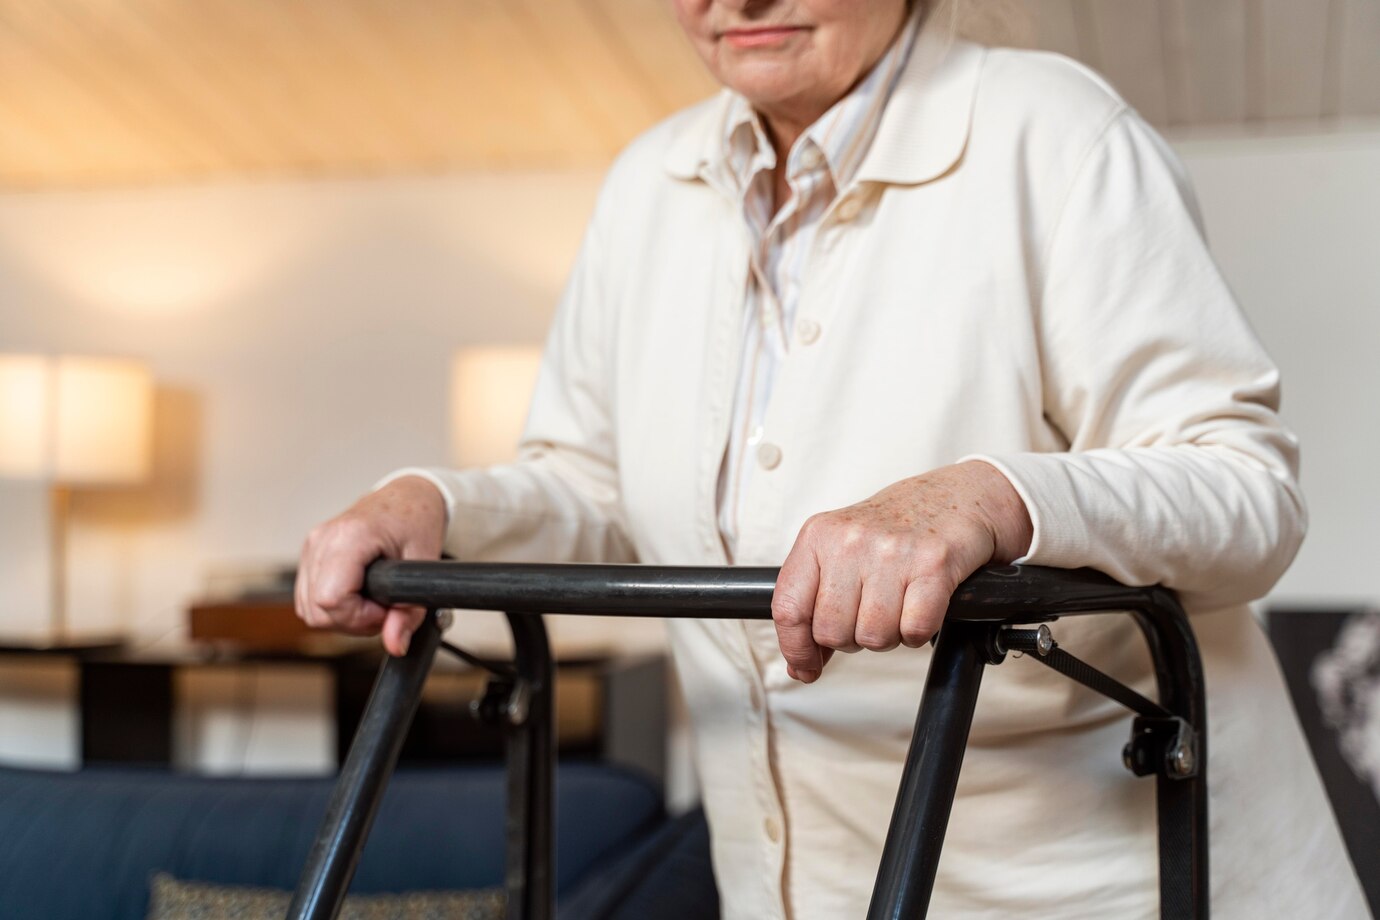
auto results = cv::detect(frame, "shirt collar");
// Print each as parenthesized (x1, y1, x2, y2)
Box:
(664, 13, 984, 189)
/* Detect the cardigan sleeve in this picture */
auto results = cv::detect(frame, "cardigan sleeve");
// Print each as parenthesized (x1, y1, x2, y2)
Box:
(379, 188, 637, 565)
(966, 109, 1306, 612)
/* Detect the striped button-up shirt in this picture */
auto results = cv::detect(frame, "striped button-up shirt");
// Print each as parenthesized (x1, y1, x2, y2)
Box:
(716, 10, 922, 554)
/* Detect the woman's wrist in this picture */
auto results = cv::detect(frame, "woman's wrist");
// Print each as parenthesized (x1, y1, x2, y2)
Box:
(954, 460, 1034, 564)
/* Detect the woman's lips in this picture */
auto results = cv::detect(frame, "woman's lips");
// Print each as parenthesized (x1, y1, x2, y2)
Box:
(721, 26, 806, 50)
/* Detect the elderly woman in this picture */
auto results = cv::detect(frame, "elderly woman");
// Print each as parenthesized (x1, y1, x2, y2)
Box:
(297, 1, 1369, 917)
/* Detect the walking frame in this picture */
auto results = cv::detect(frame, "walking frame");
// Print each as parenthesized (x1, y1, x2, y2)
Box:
(287, 562, 1208, 920)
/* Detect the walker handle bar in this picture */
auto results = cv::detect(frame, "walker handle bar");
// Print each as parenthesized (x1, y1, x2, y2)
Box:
(288, 562, 1207, 920)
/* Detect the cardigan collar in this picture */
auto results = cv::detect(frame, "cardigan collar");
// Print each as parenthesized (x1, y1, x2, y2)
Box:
(662, 25, 985, 188)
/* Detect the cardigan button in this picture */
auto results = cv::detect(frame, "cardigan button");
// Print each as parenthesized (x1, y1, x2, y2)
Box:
(756, 442, 783, 471)
(764, 816, 782, 843)
(796, 318, 821, 346)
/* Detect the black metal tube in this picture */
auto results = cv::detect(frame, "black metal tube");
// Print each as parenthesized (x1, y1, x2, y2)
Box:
(351, 561, 1208, 919)
(503, 613, 555, 920)
(365, 561, 778, 617)
(286, 613, 443, 920)
(1129, 591, 1209, 920)
(363, 560, 1173, 624)
(866, 620, 990, 920)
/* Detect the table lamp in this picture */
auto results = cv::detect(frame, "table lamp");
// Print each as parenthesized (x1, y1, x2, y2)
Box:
(450, 346, 543, 468)
(0, 354, 153, 642)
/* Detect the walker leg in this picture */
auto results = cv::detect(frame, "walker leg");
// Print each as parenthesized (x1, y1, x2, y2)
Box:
(503, 612, 554, 920)
(867, 620, 991, 920)
(1129, 610, 1210, 920)
(286, 612, 444, 920)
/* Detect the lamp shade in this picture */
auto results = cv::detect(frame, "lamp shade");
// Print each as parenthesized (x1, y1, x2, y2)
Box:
(450, 346, 543, 469)
(0, 354, 153, 485)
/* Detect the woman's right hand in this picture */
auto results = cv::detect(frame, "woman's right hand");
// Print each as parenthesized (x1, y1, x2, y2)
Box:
(295, 475, 447, 656)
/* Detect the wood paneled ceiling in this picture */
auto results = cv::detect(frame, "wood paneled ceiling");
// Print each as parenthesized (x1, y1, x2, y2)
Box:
(1031, 0, 1380, 129)
(0, 0, 1377, 189)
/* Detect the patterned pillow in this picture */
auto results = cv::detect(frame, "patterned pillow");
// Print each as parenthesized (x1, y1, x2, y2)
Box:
(147, 873, 505, 920)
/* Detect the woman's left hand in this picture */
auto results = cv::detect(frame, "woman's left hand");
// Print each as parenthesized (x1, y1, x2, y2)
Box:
(771, 461, 1034, 683)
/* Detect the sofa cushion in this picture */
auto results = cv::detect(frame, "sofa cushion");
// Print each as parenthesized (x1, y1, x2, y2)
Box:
(0, 763, 663, 920)
(146, 873, 504, 920)
(558, 809, 719, 920)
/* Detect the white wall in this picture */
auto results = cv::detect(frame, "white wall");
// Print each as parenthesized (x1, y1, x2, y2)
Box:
(1173, 128, 1380, 605)
(0, 170, 690, 779)
(0, 171, 606, 642)
(0, 128, 1377, 773)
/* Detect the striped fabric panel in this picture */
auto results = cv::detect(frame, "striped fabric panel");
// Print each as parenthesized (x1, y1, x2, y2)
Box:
(715, 10, 923, 553)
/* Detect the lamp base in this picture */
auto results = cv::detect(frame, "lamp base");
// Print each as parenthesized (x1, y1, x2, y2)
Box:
(50, 484, 70, 645)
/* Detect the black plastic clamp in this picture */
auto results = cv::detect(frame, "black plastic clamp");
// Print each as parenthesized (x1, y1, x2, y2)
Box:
(1123, 715, 1199, 779)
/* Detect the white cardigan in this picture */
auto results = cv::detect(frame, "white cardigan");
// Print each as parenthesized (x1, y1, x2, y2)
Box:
(396, 28, 1367, 920)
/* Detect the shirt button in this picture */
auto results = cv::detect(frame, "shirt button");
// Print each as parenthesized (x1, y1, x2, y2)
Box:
(756, 442, 782, 470)
(764, 816, 782, 843)
(798, 146, 823, 170)
(836, 196, 863, 222)
(796, 318, 821, 346)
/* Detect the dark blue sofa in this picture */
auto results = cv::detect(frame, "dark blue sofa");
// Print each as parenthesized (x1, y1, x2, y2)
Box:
(0, 763, 718, 920)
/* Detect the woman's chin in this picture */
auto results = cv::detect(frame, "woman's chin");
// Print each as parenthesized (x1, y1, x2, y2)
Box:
(720, 69, 813, 112)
